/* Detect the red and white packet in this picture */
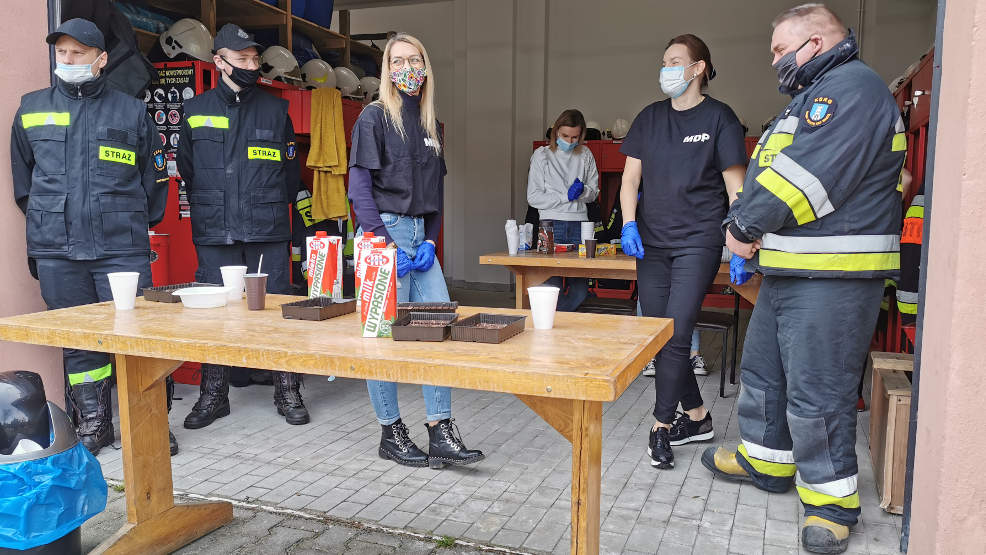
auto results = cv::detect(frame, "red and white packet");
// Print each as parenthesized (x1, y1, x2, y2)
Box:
(353, 232, 387, 311)
(359, 246, 397, 337)
(307, 231, 343, 299)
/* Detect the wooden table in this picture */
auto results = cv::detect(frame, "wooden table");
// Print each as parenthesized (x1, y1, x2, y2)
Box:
(480, 251, 762, 309)
(0, 296, 672, 555)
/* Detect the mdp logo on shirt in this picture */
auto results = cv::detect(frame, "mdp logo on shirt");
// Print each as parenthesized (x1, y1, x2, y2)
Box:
(805, 97, 836, 128)
(683, 133, 710, 143)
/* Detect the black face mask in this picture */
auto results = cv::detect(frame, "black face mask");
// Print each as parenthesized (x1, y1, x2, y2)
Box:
(221, 56, 260, 89)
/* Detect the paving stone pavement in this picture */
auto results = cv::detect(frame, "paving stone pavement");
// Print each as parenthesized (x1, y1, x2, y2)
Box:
(92, 304, 902, 554)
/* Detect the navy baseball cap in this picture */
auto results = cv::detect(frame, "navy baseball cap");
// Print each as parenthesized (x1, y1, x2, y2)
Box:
(213, 24, 262, 53)
(46, 18, 105, 50)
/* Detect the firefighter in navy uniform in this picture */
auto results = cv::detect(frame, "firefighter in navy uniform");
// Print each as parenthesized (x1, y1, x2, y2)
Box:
(176, 23, 308, 427)
(700, 6, 905, 554)
(10, 19, 172, 456)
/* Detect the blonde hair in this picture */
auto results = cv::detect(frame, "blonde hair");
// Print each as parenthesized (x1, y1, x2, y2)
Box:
(375, 33, 441, 155)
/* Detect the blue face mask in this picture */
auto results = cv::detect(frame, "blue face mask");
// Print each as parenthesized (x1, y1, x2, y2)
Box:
(660, 61, 699, 99)
(556, 137, 577, 152)
(54, 54, 104, 85)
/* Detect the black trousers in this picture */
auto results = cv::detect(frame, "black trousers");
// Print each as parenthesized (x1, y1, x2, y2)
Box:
(637, 246, 721, 424)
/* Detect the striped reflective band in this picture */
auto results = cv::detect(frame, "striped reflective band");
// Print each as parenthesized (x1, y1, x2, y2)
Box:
(896, 290, 919, 313)
(796, 473, 860, 509)
(895, 115, 906, 133)
(759, 251, 899, 272)
(248, 146, 281, 161)
(758, 133, 794, 167)
(738, 443, 796, 477)
(755, 168, 816, 225)
(771, 153, 834, 217)
(67, 363, 112, 386)
(99, 145, 136, 165)
(187, 115, 230, 129)
(775, 115, 800, 134)
(911, 194, 924, 207)
(761, 233, 899, 254)
(892, 133, 907, 152)
(21, 112, 70, 128)
(905, 205, 924, 219)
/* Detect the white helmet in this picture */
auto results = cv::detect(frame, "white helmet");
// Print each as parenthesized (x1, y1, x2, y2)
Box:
(301, 59, 336, 89)
(260, 46, 303, 83)
(586, 120, 601, 131)
(159, 18, 213, 62)
(334, 66, 360, 96)
(359, 76, 380, 100)
(612, 118, 630, 140)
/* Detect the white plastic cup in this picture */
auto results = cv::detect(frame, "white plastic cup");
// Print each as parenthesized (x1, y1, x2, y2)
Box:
(528, 286, 560, 330)
(220, 265, 248, 301)
(581, 222, 596, 241)
(107, 272, 140, 310)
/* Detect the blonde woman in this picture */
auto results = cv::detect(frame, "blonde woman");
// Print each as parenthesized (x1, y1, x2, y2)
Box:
(348, 34, 484, 469)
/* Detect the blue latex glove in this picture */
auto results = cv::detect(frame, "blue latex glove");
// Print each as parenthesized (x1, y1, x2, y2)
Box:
(621, 222, 644, 259)
(730, 253, 752, 285)
(411, 241, 436, 272)
(395, 248, 413, 278)
(567, 178, 585, 201)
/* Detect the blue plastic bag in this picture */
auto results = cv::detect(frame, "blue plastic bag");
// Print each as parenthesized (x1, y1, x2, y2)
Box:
(0, 433, 107, 549)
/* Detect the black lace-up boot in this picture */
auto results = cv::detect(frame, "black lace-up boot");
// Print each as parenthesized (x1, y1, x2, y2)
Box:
(183, 365, 230, 429)
(427, 418, 485, 469)
(72, 378, 114, 455)
(379, 419, 428, 467)
(273, 372, 309, 425)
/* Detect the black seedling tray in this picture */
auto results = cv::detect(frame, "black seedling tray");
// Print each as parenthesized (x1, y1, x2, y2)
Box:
(281, 297, 356, 321)
(451, 313, 526, 344)
(396, 301, 459, 320)
(143, 282, 220, 303)
(391, 312, 459, 342)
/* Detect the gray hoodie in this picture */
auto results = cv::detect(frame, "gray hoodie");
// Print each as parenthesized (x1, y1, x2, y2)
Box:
(526, 145, 599, 221)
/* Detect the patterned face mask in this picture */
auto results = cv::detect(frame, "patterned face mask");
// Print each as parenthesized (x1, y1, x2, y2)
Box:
(390, 66, 427, 95)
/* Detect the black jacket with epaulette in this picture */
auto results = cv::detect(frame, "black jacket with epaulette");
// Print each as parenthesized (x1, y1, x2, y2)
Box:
(11, 75, 169, 260)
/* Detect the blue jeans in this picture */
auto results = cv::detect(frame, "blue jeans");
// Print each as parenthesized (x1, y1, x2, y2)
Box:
(543, 220, 589, 312)
(361, 213, 452, 425)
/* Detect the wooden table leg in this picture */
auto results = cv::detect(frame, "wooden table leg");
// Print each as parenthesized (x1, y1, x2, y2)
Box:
(508, 268, 555, 309)
(90, 355, 233, 555)
(516, 395, 601, 554)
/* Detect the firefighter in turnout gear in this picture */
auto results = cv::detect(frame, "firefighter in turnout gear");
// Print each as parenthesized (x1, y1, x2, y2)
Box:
(10, 19, 173, 456)
(176, 23, 308, 427)
(897, 184, 923, 324)
(701, 6, 905, 553)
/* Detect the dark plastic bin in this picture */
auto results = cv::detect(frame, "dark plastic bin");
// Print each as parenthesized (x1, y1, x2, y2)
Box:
(391, 312, 458, 342)
(281, 297, 356, 321)
(396, 301, 459, 320)
(143, 282, 219, 303)
(451, 314, 526, 344)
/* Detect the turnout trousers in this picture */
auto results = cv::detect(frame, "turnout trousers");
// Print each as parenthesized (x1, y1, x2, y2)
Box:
(735, 275, 883, 526)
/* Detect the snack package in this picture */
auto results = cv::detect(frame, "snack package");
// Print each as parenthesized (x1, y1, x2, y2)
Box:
(578, 243, 617, 257)
(354, 232, 387, 311)
(359, 246, 397, 337)
(307, 231, 343, 299)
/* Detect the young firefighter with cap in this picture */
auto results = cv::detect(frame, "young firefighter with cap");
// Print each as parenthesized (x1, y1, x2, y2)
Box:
(702, 5, 905, 553)
(176, 24, 308, 427)
(10, 19, 172, 456)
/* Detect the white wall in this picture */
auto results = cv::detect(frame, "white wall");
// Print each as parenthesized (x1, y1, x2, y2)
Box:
(342, 0, 936, 286)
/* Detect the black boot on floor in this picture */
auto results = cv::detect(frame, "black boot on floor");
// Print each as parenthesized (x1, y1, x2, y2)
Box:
(166, 375, 178, 456)
(184, 365, 230, 429)
(169, 431, 179, 456)
(427, 418, 485, 469)
(648, 426, 674, 469)
(379, 419, 428, 467)
(72, 378, 114, 456)
(274, 372, 310, 425)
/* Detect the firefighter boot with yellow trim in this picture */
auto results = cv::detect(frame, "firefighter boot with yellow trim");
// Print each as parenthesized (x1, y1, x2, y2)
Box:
(701, 446, 753, 484)
(801, 516, 850, 554)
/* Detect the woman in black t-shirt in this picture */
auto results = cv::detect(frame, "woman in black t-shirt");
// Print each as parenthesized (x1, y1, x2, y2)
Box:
(618, 34, 748, 469)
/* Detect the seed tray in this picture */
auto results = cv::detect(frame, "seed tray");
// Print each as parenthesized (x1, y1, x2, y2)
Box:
(391, 312, 459, 342)
(281, 297, 356, 321)
(143, 282, 220, 303)
(451, 313, 526, 344)
(396, 301, 460, 320)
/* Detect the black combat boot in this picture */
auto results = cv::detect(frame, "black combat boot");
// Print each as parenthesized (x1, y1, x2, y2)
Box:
(273, 372, 309, 425)
(183, 365, 230, 429)
(72, 378, 114, 456)
(426, 419, 485, 469)
(379, 419, 428, 467)
(166, 375, 178, 456)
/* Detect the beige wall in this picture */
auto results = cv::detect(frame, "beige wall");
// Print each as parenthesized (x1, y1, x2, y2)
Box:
(908, 0, 986, 552)
(0, 3, 63, 405)
(345, 0, 936, 285)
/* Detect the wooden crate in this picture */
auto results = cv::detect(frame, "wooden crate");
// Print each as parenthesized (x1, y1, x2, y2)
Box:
(868, 352, 914, 514)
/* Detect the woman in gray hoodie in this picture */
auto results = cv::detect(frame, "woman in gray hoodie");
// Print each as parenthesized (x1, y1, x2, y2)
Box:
(526, 109, 600, 311)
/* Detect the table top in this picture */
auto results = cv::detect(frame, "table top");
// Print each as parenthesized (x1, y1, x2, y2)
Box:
(0, 295, 672, 402)
(481, 251, 639, 270)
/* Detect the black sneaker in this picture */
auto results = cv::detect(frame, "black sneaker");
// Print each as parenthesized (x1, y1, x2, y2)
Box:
(668, 411, 714, 446)
(648, 427, 674, 469)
